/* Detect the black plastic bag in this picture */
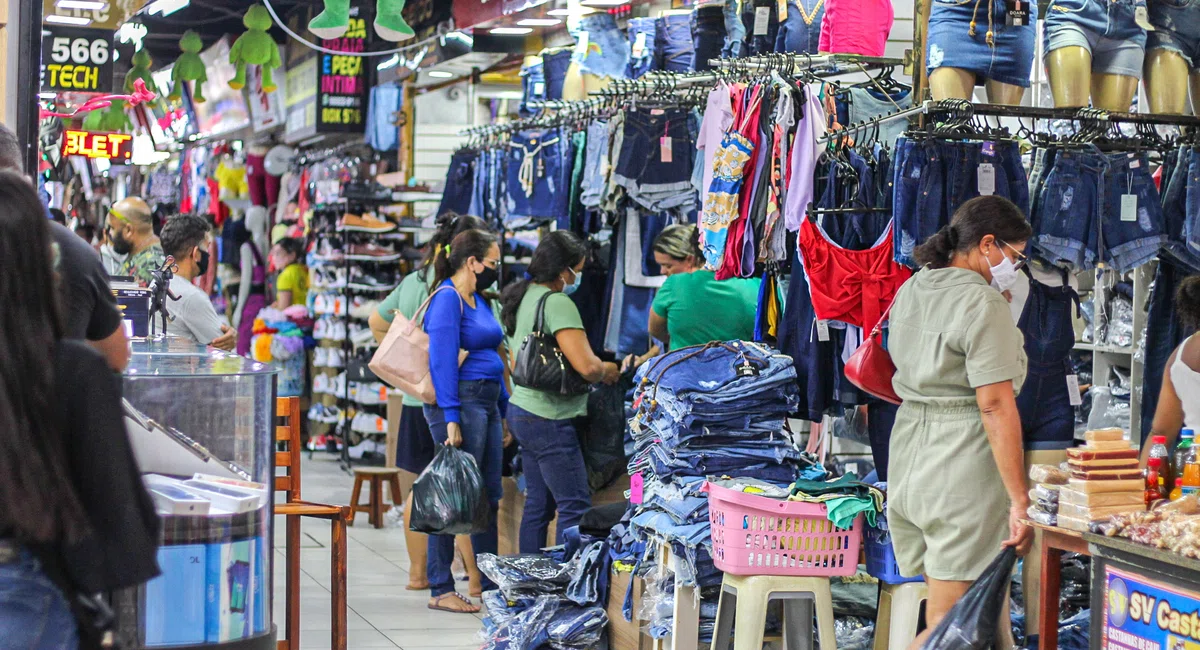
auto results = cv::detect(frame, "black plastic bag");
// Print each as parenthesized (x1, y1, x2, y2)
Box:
(921, 548, 1017, 650)
(410, 445, 489, 535)
(577, 370, 634, 492)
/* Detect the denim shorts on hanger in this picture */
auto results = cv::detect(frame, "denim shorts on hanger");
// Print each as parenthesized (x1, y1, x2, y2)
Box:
(693, 4, 727, 71)
(519, 60, 545, 116)
(627, 17, 658, 79)
(927, 0, 1038, 87)
(570, 13, 630, 79)
(1104, 152, 1166, 272)
(612, 109, 696, 212)
(1148, 0, 1200, 68)
(1044, 0, 1147, 78)
(1034, 149, 1107, 269)
(506, 129, 570, 224)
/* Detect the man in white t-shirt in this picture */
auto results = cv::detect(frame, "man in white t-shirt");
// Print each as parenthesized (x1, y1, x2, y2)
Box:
(159, 213, 236, 350)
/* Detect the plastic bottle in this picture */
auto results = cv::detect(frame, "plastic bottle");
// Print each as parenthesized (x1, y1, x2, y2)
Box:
(1183, 458, 1200, 497)
(1147, 458, 1164, 507)
(1176, 429, 1196, 484)
(1149, 435, 1174, 492)
(1171, 478, 1184, 501)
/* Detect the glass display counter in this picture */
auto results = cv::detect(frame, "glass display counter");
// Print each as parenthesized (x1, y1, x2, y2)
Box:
(116, 339, 277, 650)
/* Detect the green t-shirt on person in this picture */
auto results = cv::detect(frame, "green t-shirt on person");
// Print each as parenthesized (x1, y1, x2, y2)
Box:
(508, 285, 588, 420)
(377, 268, 436, 407)
(651, 270, 761, 350)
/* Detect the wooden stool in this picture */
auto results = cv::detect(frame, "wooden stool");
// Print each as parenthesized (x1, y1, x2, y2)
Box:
(349, 467, 403, 529)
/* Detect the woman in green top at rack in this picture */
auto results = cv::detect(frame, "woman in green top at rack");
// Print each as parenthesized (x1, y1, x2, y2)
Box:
(368, 212, 492, 595)
(500, 231, 620, 553)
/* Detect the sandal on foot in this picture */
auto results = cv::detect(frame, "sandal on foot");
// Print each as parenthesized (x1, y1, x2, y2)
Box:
(427, 592, 479, 614)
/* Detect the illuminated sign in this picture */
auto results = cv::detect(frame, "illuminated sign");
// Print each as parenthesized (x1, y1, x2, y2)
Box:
(317, 11, 369, 132)
(63, 130, 133, 163)
(41, 26, 114, 93)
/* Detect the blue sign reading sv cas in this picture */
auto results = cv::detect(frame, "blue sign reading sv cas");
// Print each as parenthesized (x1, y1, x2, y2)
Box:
(1104, 565, 1200, 649)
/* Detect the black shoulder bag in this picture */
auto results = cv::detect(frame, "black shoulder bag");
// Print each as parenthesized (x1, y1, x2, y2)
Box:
(512, 292, 591, 396)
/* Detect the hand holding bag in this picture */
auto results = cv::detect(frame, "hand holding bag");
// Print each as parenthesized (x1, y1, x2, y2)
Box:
(512, 291, 591, 396)
(369, 285, 467, 404)
(844, 298, 902, 405)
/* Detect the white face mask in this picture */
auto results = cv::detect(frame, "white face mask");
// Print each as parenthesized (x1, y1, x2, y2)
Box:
(987, 244, 1020, 293)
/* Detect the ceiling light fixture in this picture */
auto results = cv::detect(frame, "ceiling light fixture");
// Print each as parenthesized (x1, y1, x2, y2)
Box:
(517, 18, 562, 26)
(426, 70, 455, 78)
(580, 0, 629, 6)
(56, 0, 106, 10)
(45, 14, 92, 25)
(546, 8, 570, 15)
(489, 27, 534, 35)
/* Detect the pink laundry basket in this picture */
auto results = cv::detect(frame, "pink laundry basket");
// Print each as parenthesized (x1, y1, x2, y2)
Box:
(704, 481, 864, 577)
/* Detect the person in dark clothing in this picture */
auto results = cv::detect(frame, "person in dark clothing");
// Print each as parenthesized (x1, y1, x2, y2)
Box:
(0, 170, 160, 649)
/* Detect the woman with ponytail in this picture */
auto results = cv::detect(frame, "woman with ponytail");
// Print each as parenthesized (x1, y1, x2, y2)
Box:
(885, 196, 1033, 649)
(368, 212, 491, 597)
(499, 231, 619, 553)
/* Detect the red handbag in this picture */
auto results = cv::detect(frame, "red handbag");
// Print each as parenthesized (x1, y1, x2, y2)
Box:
(844, 300, 902, 405)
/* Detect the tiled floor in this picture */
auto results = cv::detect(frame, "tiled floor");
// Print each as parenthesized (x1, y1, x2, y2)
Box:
(273, 453, 486, 650)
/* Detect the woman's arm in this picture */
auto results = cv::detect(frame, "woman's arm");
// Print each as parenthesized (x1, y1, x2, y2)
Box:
(1142, 347, 1185, 464)
(648, 310, 670, 349)
(233, 242, 253, 327)
(976, 381, 1033, 555)
(369, 310, 392, 344)
(272, 290, 293, 310)
(425, 291, 464, 423)
(557, 328, 619, 384)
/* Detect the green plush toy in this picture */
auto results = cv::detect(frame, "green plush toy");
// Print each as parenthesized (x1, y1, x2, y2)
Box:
(82, 99, 132, 133)
(309, 0, 414, 42)
(229, 5, 282, 92)
(169, 30, 207, 104)
(126, 49, 155, 95)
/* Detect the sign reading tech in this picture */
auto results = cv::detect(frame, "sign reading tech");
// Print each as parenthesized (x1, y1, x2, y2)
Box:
(42, 26, 114, 93)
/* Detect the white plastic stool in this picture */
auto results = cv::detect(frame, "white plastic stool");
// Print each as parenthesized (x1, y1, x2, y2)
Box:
(872, 581, 928, 650)
(711, 574, 836, 650)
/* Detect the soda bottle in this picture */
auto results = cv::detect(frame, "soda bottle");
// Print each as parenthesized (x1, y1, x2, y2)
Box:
(1147, 458, 1164, 507)
(1183, 458, 1200, 497)
(1172, 478, 1184, 501)
(1149, 435, 1174, 492)
(1175, 429, 1195, 485)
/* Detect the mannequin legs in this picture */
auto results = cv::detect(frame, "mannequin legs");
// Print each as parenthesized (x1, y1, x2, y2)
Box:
(562, 63, 614, 101)
(930, 67, 1026, 105)
(1047, 46, 1094, 108)
(1092, 73, 1139, 112)
(1144, 49, 1200, 116)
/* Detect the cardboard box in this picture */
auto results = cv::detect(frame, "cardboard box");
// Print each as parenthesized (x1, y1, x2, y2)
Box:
(607, 568, 652, 650)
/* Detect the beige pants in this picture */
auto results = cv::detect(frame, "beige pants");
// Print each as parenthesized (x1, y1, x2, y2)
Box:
(1023, 449, 1069, 635)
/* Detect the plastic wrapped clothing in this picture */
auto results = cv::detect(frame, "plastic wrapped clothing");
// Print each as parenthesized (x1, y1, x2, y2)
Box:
(481, 595, 608, 650)
(481, 590, 538, 634)
(477, 553, 572, 599)
(566, 539, 609, 606)
(1058, 608, 1090, 650)
(920, 548, 1016, 649)
(410, 445, 490, 535)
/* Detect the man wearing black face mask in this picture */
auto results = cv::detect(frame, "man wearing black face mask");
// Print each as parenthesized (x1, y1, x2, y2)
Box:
(160, 213, 236, 350)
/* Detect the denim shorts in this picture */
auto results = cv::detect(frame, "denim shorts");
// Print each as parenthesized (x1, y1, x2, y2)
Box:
(722, 0, 748, 58)
(928, 0, 1039, 87)
(580, 120, 610, 209)
(656, 14, 695, 72)
(1104, 153, 1166, 271)
(612, 108, 695, 212)
(0, 550, 78, 650)
(1044, 0, 1148, 77)
(519, 60, 545, 116)
(693, 4, 727, 71)
(627, 17, 657, 78)
(1034, 150, 1106, 269)
(776, 0, 825, 55)
(571, 13, 630, 79)
(506, 129, 571, 223)
(543, 49, 571, 100)
(741, 0, 781, 57)
(1148, 0, 1200, 67)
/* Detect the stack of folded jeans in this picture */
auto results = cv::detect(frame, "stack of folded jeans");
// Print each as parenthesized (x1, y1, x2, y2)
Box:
(1029, 144, 1166, 272)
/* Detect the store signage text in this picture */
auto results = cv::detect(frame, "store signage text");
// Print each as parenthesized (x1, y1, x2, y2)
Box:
(317, 17, 367, 131)
(63, 130, 133, 162)
(41, 26, 114, 93)
(1104, 565, 1200, 649)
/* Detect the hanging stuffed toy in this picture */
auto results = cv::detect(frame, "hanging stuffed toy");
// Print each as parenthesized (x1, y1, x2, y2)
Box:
(229, 4, 281, 93)
(84, 99, 132, 133)
(126, 49, 155, 95)
(309, 0, 415, 42)
(169, 30, 207, 103)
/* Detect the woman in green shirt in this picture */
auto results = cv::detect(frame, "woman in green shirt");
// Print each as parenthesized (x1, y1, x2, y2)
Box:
(499, 231, 619, 553)
(645, 224, 760, 352)
(367, 212, 489, 595)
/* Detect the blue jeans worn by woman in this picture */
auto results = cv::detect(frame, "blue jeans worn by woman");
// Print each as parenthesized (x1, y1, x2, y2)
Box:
(508, 405, 592, 553)
(423, 380, 504, 598)
(0, 548, 78, 649)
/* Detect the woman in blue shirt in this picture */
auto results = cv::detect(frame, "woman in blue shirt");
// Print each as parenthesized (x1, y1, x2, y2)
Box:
(422, 228, 506, 614)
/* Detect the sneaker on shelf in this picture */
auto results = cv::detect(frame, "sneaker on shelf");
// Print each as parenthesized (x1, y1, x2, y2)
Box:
(313, 346, 329, 367)
(348, 381, 359, 403)
(307, 403, 325, 421)
(313, 318, 329, 339)
(328, 320, 347, 341)
(349, 298, 381, 320)
(327, 348, 346, 368)
(357, 382, 387, 405)
(349, 326, 376, 349)
(348, 270, 399, 291)
(332, 372, 347, 397)
(313, 238, 344, 261)
(313, 373, 330, 395)
(342, 180, 393, 202)
(347, 242, 401, 259)
(331, 296, 347, 316)
(339, 212, 396, 233)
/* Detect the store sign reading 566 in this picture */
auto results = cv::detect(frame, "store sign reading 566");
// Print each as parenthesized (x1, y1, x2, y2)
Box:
(41, 26, 114, 94)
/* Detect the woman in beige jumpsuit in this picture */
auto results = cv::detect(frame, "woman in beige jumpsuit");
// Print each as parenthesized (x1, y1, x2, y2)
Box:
(886, 196, 1035, 649)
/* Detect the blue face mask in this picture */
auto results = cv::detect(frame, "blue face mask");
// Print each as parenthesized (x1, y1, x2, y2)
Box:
(563, 268, 583, 296)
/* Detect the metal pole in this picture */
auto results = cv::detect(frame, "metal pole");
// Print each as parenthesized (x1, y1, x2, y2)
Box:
(468, 66, 480, 128)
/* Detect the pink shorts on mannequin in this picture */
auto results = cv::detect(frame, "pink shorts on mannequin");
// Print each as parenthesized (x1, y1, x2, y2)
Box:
(246, 154, 281, 209)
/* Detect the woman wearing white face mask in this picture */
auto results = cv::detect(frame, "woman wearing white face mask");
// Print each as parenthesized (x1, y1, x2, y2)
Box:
(883, 196, 1032, 650)
(499, 231, 620, 553)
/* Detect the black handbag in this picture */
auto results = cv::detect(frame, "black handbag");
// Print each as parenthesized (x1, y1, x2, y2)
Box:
(512, 292, 591, 395)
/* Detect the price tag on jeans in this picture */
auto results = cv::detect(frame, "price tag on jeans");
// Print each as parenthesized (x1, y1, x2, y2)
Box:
(816, 319, 830, 341)
(754, 6, 770, 35)
(533, 82, 545, 97)
(1066, 374, 1083, 406)
(1005, 0, 1029, 26)
(1135, 5, 1155, 31)
(633, 32, 647, 59)
(577, 30, 589, 55)
(1121, 194, 1138, 221)
(977, 163, 996, 196)
(777, 0, 788, 20)
(981, 141, 995, 157)
(630, 472, 645, 504)
(660, 136, 673, 163)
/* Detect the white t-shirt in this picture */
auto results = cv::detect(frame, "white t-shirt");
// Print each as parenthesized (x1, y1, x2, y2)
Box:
(166, 275, 227, 346)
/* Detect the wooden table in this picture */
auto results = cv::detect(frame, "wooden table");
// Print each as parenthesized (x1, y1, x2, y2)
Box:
(1026, 521, 1092, 650)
